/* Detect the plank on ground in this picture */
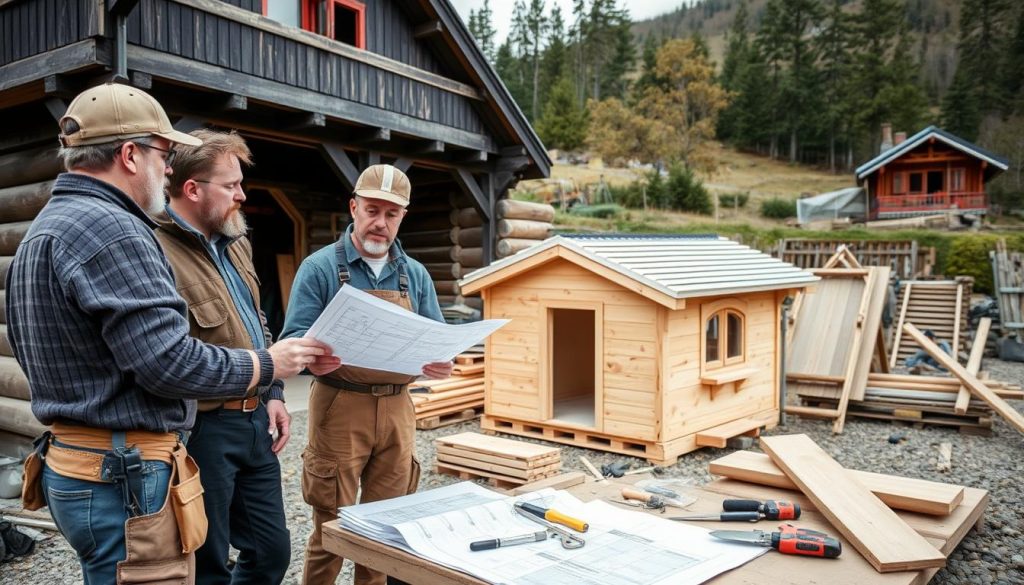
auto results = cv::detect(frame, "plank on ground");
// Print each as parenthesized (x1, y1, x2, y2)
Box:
(955, 317, 990, 415)
(903, 323, 1024, 434)
(435, 452, 560, 480)
(435, 444, 555, 471)
(435, 432, 560, 463)
(708, 450, 963, 516)
(760, 434, 946, 572)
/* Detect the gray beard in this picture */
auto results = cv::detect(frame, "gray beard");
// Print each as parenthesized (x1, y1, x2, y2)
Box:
(361, 238, 390, 257)
(219, 210, 249, 239)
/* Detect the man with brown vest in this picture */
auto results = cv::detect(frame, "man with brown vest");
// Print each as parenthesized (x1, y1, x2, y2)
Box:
(155, 130, 337, 584)
(281, 164, 451, 585)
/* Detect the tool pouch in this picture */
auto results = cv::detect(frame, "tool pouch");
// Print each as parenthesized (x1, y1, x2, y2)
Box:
(169, 444, 207, 554)
(117, 492, 193, 585)
(20, 431, 51, 511)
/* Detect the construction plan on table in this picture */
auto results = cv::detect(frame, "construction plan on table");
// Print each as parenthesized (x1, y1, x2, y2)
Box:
(304, 284, 508, 375)
(340, 482, 766, 585)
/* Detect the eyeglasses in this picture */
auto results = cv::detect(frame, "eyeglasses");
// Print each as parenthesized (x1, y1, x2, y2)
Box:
(192, 179, 243, 192)
(133, 142, 177, 166)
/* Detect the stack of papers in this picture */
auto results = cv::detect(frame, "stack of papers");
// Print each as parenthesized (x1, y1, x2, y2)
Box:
(339, 482, 767, 585)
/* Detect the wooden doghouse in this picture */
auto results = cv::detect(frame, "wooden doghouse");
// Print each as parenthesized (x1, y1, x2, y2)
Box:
(459, 235, 818, 464)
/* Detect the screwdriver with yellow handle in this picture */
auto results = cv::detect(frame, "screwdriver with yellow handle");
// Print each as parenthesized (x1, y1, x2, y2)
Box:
(516, 502, 589, 532)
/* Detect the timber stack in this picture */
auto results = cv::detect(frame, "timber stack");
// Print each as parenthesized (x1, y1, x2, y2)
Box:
(410, 350, 486, 429)
(990, 238, 1023, 336)
(433, 431, 561, 489)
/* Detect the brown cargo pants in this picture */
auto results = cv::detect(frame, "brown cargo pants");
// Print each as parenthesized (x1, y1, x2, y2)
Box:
(300, 380, 420, 585)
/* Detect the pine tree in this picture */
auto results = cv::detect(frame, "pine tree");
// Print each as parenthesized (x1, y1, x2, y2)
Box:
(525, 0, 548, 122)
(941, 68, 982, 139)
(818, 0, 855, 171)
(467, 0, 497, 63)
(539, 4, 568, 109)
(717, 0, 751, 143)
(535, 77, 588, 151)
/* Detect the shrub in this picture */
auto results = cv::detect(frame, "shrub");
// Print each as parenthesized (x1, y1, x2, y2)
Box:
(718, 192, 750, 208)
(569, 203, 624, 218)
(760, 197, 797, 219)
(666, 164, 712, 214)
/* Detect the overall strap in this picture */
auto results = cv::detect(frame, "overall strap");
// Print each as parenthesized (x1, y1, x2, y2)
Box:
(397, 260, 409, 298)
(334, 238, 351, 287)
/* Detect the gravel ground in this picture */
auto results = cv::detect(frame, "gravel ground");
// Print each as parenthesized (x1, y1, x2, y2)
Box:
(3, 358, 1023, 584)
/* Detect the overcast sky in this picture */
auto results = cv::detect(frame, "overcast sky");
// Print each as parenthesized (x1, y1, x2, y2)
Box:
(449, 0, 686, 45)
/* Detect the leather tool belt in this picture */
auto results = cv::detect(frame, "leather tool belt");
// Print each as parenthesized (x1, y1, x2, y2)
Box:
(219, 396, 260, 412)
(315, 376, 407, 396)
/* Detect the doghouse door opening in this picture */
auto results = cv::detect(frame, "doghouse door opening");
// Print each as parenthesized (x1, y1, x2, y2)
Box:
(550, 308, 596, 426)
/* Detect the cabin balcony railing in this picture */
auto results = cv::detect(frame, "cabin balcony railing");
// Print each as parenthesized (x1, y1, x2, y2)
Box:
(877, 192, 987, 213)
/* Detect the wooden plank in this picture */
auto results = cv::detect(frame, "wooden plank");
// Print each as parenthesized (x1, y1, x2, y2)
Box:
(848, 267, 890, 402)
(954, 317, 989, 415)
(434, 445, 553, 471)
(436, 452, 559, 480)
(903, 323, 1024, 434)
(695, 415, 770, 449)
(760, 434, 946, 572)
(434, 432, 560, 463)
(699, 365, 761, 386)
(510, 471, 587, 495)
(890, 282, 913, 369)
(708, 450, 963, 516)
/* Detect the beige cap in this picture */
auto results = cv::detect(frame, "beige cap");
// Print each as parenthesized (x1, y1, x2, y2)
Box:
(58, 83, 203, 147)
(353, 164, 411, 207)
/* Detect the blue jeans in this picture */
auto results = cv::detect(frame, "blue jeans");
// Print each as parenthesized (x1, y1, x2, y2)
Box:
(905, 340, 952, 371)
(188, 404, 289, 585)
(42, 458, 171, 585)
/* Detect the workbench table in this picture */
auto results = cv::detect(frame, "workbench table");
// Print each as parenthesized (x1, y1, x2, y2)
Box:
(322, 477, 986, 585)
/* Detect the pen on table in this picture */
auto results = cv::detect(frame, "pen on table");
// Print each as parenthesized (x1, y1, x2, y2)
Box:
(516, 502, 589, 533)
(469, 530, 547, 551)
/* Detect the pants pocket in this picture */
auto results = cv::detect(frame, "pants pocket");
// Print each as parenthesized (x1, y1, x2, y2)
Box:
(407, 456, 421, 495)
(116, 556, 191, 584)
(46, 486, 97, 558)
(301, 448, 339, 511)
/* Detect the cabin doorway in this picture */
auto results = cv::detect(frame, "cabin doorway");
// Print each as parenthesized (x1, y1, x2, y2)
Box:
(548, 306, 600, 427)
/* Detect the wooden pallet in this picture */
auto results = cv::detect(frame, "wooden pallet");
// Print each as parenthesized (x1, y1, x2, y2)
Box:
(415, 406, 483, 430)
(992, 238, 1024, 332)
(889, 278, 972, 368)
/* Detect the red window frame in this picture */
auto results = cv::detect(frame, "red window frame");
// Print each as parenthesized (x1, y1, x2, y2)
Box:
(262, 0, 365, 49)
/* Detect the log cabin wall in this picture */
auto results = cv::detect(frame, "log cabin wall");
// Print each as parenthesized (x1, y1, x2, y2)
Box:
(662, 292, 778, 441)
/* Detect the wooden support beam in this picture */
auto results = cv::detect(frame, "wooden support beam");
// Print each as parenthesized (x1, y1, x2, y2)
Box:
(452, 169, 490, 221)
(216, 93, 248, 111)
(760, 434, 946, 572)
(348, 127, 391, 145)
(173, 115, 205, 134)
(320, 143, 360, 190)
(392, 158, 413, 173)
(413, 20, 444, 39)
(129, 70, 153, 89)
(43, 74, 76, 98)
(904, 322, 1024, 433)
(415, 140, 445, 155)
(289, 112, 326, 130)
(453, 150, 488, 164)
(360, 151, 381, 169)
(500, 145, 527, 157)
(43, 97, 68, 122)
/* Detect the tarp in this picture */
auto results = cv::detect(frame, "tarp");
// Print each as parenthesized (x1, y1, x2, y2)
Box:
(797, 187, 866, 224)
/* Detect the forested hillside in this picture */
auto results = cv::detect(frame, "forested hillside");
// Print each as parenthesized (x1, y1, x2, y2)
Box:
(466, 0, 1024, 214)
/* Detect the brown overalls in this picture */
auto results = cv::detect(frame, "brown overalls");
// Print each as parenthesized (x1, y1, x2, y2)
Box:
(301, 255, 421, 585)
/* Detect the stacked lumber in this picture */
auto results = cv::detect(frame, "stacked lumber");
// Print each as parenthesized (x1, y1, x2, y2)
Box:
(990, 238, 1023, 333)
(411, 351, 485, 429)
(889, 278, 972, 368)
(775, 238, 936, 279)
(707, 434, 987, 577)
(433, 432, 561, 489)
(494, 199, 554, 259)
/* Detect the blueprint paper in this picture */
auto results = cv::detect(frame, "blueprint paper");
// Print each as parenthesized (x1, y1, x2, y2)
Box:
(304, 284, 508, 375)
(339, 483, 766, 585)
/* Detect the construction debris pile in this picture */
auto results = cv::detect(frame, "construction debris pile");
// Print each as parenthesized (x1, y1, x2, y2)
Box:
(786, 246, 1023, 434)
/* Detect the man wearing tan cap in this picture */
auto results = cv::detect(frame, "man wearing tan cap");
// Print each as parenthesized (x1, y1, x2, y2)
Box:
(5, 83, 332, 584)
(281, 164, 452, 585)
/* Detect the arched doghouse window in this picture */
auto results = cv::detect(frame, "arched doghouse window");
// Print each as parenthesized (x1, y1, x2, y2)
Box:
(701, 299, 747, 372)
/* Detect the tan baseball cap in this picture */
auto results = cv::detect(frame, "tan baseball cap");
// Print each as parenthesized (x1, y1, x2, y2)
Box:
(58, 83, 203, 147)
(353, 164, 411, 207)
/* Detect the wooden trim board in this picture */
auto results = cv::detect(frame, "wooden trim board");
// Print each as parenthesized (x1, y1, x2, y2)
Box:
(760, 434, 946, 572)
(955, 317, 990, 415)
(904, 323, 1024, 434)
(434, 432, 561, 463)
(708, 450, 964, 515)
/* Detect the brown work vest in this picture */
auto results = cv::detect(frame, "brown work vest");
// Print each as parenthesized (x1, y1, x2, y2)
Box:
(154, 213, 264, 409)
(315, 244, 420, 387)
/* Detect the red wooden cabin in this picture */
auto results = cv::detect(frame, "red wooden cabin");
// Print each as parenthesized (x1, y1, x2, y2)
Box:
(855, 125, 1008, 219)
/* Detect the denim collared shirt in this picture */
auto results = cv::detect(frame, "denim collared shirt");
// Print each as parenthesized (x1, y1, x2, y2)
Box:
(4, 173, 272, 432)
(280, 224, 444, 340)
